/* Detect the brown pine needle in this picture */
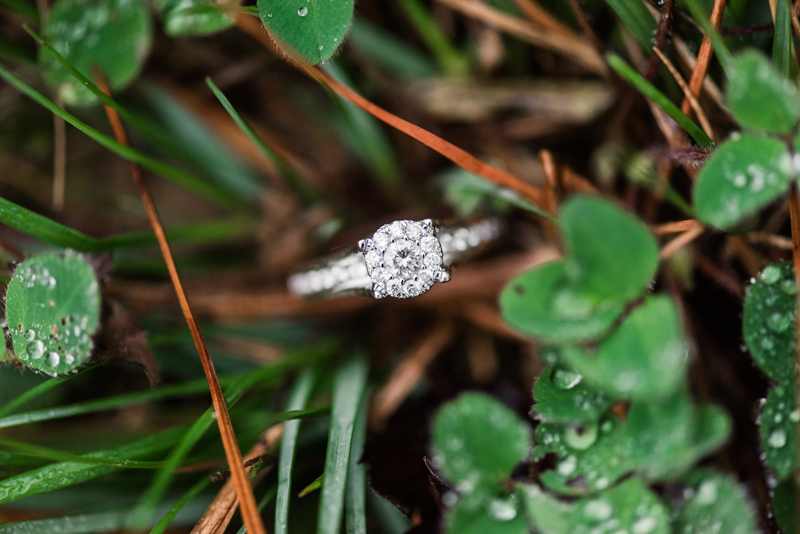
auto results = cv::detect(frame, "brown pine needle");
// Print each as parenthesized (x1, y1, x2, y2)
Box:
(92, 69, 266, 534)
(653, 47, 716, 142)
(370, 321, 454, 428)
(653, 219, 700, 235)
(681, 0, 727, 117)
(659, 221, 705, 260)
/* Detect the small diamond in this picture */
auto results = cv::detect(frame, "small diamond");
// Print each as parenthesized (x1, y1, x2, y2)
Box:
(373, 232, 390, 250)
(404, 281, 421, 297)
(386, 278, 403, 298)
(421, 236, 439, 253)
(406, 223, 423, 241)
(365, 250, 381, 268)
(424, 252, 442, 267)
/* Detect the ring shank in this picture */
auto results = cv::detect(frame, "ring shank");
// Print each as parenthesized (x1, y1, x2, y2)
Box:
(288, 218, 502, 299)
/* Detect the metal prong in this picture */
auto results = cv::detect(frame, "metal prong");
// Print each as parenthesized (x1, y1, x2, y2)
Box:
(373, 289, 386, 299)
(436, 268, 451, 283)
(358, 238, 369, 252)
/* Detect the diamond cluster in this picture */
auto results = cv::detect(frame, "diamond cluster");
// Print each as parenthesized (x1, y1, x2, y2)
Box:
(361, 219, 449, 299)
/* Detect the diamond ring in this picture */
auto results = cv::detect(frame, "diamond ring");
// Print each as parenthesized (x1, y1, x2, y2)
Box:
(288, 218, 502, 299)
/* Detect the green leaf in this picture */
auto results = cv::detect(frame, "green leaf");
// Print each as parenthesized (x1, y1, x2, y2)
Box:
(257, 0, 354, 64)
(499, 261, 625, 344)
(772, 478, 798, 534)
(694, 134, 792, 230)
(532, 366, 617, 423)
(317, 354, 368, 534)
(568, 477, 669, 534)
(561, 195, 659, 302)
(682, 0, 733, 74)
(535, 396, 730, 495)
(432, 392, 531, 494)
(445, 495, 529, 534)
(758, 384, 797, 481)
(348, 19, 437, 78)
(517, 483, 572, 534)
(606, 53, 714, 149)
(40, 0, 152, 106)
(161, 0, 238, 36)
(561, 296, 687, 400)
(728, 51, 799, 134)
(276, 369, 316, 534)
(743, 261, 797, 383)
(149, 476, 210, 534)
(671, 470, 758, 534)
(0, 511, 126, 534)
(6, 252, 101, 375)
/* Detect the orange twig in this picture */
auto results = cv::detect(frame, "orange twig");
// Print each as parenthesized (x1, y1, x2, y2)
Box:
(653, 219, 699, 235)
(93, 70, 266, 534)
(511, 0, 576, 37)
(681, 0, 727, 117)
(538, 149, 562, 246)
(659, 221, 705, 260)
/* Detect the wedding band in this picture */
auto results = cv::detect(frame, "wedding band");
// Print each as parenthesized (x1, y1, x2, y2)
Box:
(288, 218, 502, 299)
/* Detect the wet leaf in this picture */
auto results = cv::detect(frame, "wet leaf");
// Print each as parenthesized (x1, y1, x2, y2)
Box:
(532, 366, 617, 423)
(517, 483, 572, 534)
(758, 384, 797, 481)
(445, 495, 529, 534)
(40, 0, 152, 105)
(728, 50, 800, 134)
(772, 478, 798, 534)
(432, 393, 531, 495)
(568, 477, 669, 534)
(257, 0, 353, 64)
(743, 261, 797, 383)
(561, 296, 687, 401)
(534, 395, 730, 496)
(499, 261, 625, 344)
(6, 252, 101, 375)
(694, 134, 792, 230)
(671, 470, 758, 534)
(160, 0, 238, 36)
(561, 195, 658, 302)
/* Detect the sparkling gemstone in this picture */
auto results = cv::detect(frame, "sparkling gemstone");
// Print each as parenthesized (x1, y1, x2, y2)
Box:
(364, 219, 446, 298)
(364, 250, 381, 268)
(421, 236, 439, 253)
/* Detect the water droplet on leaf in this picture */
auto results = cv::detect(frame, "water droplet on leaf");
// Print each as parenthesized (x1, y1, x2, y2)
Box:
(298, 7, 308, 16)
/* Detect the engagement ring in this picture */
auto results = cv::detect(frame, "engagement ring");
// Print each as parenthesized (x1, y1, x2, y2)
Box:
(288, 218, 502, 299)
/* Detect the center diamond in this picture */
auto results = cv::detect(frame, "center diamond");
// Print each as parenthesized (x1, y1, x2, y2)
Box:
(360, 219, 450, 299)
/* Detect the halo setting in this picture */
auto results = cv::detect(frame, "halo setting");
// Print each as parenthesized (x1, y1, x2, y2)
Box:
(360, 219, 450, 299)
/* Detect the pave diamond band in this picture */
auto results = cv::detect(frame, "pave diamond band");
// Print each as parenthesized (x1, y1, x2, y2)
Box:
(288, 218, 502, 299)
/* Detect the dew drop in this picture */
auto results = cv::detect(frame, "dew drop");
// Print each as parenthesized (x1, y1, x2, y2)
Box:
(768, 429, 787, 448)
(24, 329, 35, 341)
(48, 352, 60, 367)
(557, 455, 577, 476)
(761, 338, 775, 351)
(583, 499, 612, 520)
(767, 312, 792, 333)
(65, 354, 75, 365)
(553, 368, 582, 389)
(26, 340, 45, 360)
(782, 279, 797, 295)
(695, 480, 718, 505)
(489, 497, 517, 521)
(760, 264, 782, 284)
(298, 6, 308, 16)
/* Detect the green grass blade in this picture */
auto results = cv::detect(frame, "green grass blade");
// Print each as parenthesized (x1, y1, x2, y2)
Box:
(773, 0, 793, 76)
(0, 365, 96, 418)
(0, 426, 186, 504)
(0, 62, 242, 209)
(204, 77, 318, 202)
(604, 0, 658, 51)
(322, 61, 401, 187)
(148, 475, 211, 534)
(317, 354, 369, 534)
(345, 389, 369, 534)
(606, 53, 714, 148)
(0, 511, 126, 534)
(275, 368, 317, 534)
(0, 437, 164, 469)
(129, 353, 317, 529)
(0, 194, 254, 252)
(396, 0, 468, 76)
(348, 19, 438, 78)
(0, 375, 241, 429)
(682, 0, 733, 74)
